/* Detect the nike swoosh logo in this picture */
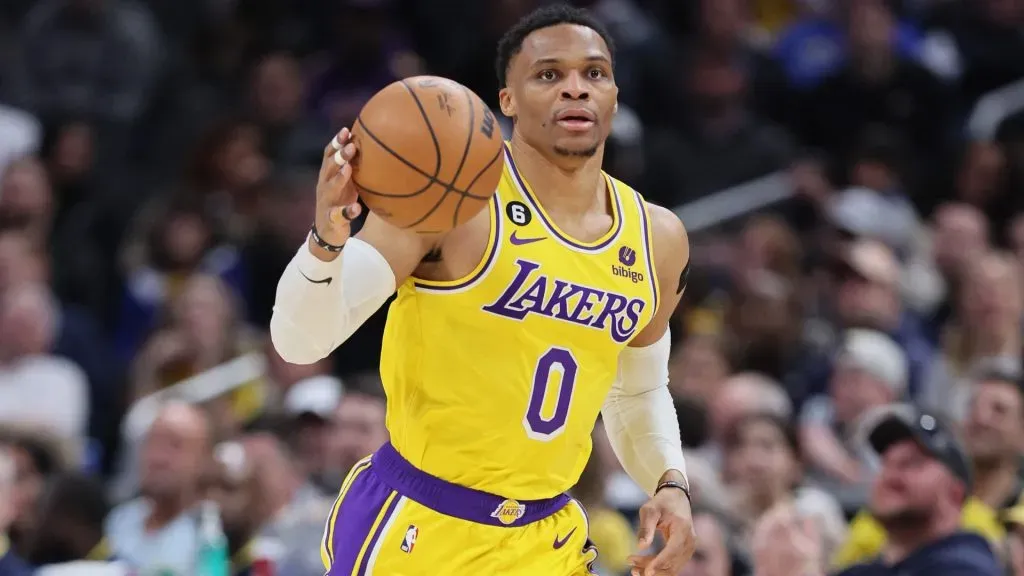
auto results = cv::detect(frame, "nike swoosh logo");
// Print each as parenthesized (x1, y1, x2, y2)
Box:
(510, 231, 545, 246)
(299, 270, 332, 285)
(553, 527, 576, 549)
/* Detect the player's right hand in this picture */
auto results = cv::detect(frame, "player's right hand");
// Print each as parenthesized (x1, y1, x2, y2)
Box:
(315, 128, 363, 246)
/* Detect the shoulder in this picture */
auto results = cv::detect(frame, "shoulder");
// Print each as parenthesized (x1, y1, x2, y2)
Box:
(644, 202, 689, 277)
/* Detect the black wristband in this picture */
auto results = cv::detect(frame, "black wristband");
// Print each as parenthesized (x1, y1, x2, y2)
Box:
(656, 479, 692, 503)
(310, 224, 345, 252)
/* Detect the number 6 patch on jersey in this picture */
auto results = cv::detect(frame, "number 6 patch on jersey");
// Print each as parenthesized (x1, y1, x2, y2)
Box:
(505, 201, 532, 226)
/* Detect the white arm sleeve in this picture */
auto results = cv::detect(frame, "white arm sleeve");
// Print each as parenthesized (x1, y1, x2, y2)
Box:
(269, 236, 396, 364)
(601, 329, 687, 495)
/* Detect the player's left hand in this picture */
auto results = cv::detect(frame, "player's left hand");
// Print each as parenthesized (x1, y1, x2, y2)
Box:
(628, 486, 697, 576)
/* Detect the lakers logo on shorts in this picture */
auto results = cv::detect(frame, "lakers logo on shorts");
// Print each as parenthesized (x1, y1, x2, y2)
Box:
(490, 499, 526, 525)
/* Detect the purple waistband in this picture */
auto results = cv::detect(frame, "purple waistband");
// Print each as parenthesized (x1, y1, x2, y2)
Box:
(371, 442, 571, 528)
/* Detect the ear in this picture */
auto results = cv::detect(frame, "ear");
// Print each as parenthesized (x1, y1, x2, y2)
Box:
(499, 88, 515, 118)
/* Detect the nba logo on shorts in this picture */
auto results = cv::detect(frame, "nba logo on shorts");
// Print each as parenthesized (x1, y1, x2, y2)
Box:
(401, 525, 418, 553)
(490, 498, 526, 525)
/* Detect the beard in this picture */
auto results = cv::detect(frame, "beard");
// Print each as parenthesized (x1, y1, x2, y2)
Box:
(874, 505, 933, 532)
(553, 144, 599, 157)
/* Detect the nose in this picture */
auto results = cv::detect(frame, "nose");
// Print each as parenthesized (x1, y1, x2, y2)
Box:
(560, 72, 590, 101)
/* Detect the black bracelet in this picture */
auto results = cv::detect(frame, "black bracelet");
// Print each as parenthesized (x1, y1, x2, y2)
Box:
(310, 224, 345, 252)
(656, 479, 692, 503)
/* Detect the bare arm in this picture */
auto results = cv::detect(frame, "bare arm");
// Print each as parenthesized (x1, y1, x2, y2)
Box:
(798, 398, 861, 483)
(601, 203, 690, 494)
(270, 130, 436, 364)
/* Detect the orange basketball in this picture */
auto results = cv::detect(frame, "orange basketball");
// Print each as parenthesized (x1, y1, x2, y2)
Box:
(350, 76, 505, 233)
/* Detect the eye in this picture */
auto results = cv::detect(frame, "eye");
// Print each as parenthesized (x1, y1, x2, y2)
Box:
(538, 69, 558, 81)
(588, 68, 606, 79)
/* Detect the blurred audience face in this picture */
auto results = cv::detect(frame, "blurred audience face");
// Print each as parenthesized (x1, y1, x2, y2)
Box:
(0, 284, 56, 361)
(957, 142, 1006, 206)
(932, 204, 989, 278)
(734, 217, 803, 286)
(49, 122, 95, 183)
(724, 415, 800, 502)
(140, 403, 210, 502)
(156, 210, 211, 271)
(964, 377, 1024, 467)
(172, 275, 235, 356)
(831, 365, 896, 425)
(208, 442, 261, 549)
(0, 158, 53, 244)
(252, 54, 304, 126)
(680, 513, 730, 576)
(688, 54, 747, 125)
(710, 374, 791, 443)
(7, 443, 49, 544)
(0, 232, 46, 294)
(847, 0, 895, 59)
(870, 439, 963, 530)
(959, 252, 1023, 343)
(329, 393, 387, 473)
(835, 240, 900, 331)
(699, 0, 746, 49)
(668, 335, 730, 402)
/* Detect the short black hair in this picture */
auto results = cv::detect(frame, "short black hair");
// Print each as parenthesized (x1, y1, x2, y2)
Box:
(495, 4, 616, 88)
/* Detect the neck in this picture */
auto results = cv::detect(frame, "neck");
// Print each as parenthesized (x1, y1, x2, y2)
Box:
(882, 514, 959, 564)
(973, 460, 1019, 508)
(508, 135, 606, 213)
(145, 492, 195, 531)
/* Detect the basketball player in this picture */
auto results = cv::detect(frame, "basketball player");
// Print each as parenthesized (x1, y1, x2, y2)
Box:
(271, 5, 695, 575)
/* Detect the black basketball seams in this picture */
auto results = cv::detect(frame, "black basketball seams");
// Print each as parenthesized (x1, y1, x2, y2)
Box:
(452, 146, 503, 228)
(399, 79, 442, 178)
(402, 85, 478, 229)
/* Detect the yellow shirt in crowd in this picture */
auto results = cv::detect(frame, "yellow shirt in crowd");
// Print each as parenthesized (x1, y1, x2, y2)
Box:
(833, 497, 1005, 569)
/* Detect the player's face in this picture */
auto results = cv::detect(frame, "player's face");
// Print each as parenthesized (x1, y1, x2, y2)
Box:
(501, 24, 617, 158)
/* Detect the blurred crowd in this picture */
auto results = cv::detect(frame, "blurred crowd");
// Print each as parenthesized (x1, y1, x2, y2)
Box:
(0, 0, 1024, 574)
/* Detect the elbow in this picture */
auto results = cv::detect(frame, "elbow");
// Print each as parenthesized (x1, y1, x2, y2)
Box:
(269, 310, 328, 365)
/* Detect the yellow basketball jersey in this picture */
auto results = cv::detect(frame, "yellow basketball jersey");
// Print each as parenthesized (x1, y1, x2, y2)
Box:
(378, 144, 660, 500)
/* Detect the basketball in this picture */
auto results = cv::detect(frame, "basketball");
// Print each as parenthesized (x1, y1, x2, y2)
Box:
(350, 76, 505, 233)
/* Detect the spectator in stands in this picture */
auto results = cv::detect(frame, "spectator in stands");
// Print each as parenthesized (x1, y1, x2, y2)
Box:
(800, 329, 907, 514)
(282, 375, 344, 488)
(573, 437, 636, 576)
(702, 372, 793, 475)
(0, 283, 89, 441)
(115, 199, 238, 361)
(25, 472, 119, 568)
(922, 251, 1023, 421)
(243, 433, 330, 576)
(723, 413, 846, 559)
(131, 274, 263, 425)
(800, 0, 949, 179)
(0, 426, 67, 556)
(209, 441, 268, 576)
(668, 333, 732, 404)
(681, 510, 733, 576)
(6, 0, 162, 124)
(249, 53, 331, 167)
(106, 402, 212, 574)
(929, 204, 991, 325)
(0, 446, 31, 575)
(774, 0, 923, 88)
(761, 405, 1002, 576)
(325, 386, 388, 490)
(837, 371, 1024, 567)
(1011, 212, 1024, 273)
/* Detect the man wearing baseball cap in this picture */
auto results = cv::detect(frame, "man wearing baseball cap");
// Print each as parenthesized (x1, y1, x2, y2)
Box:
(753, 404, 1002, 576)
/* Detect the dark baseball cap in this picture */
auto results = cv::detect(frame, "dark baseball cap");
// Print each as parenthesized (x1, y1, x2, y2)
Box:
(867, 406, 972, 492)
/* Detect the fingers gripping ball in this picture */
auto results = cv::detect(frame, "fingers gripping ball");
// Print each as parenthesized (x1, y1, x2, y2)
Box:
(351, 76, 505, 233)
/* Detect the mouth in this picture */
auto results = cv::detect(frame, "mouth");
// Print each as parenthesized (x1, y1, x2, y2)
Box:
(554, 108, 596, 132)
